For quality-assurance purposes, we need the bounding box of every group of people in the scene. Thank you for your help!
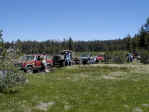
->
[40,50,140,72]
[64,51,72,66]
[127,53,134,62]
[127,51,141,62]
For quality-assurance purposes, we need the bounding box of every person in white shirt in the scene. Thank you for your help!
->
[41,55,49,72]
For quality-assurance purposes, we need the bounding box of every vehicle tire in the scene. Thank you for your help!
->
[61,61,65,67]
[26,66,33,74]
[47,64,52,71]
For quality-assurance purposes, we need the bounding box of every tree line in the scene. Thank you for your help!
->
[1,17,149,55]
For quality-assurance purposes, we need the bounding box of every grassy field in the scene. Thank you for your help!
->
[1,64,149,112]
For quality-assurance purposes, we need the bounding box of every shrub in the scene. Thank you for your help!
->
[138,50,149,64]
[0,70,26,93]
[0,41,26,93]
[105,51,127,64]
[0,55,26,93]
[112,56,124,64]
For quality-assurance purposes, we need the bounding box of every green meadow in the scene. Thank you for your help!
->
[1,64,149,112]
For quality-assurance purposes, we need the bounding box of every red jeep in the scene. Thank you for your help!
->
[15,54,53,73]
[96,56,104,62]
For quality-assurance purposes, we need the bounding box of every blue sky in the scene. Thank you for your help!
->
[0,0,149,41]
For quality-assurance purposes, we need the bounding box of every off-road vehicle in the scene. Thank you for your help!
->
[15,54,53,73]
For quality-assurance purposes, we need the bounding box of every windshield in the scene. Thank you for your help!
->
[19,56,34,61]
[47,55,52,60]
[81,54,89,57]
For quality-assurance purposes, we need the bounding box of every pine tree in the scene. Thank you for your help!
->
[139,26,146,48]
[124,34,132,51]
[68,37,73,50]
[0,30,4,55]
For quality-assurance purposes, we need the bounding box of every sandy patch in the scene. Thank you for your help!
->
[102,75,117,80]
[109,71,127,77]
[35,101,55,111]
[132,107,143,112]
[64,105,72,111]
[142,104,149,107]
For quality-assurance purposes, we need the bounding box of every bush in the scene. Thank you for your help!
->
[0,70,26,93]
[0,32,26,93]
[138,50,149,64]
[105,51,127,64]
[112,56,124,64]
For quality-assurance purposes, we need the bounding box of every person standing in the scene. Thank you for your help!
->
[65,51,71,66]
[41,55,49,72]
[127,53,133,62]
